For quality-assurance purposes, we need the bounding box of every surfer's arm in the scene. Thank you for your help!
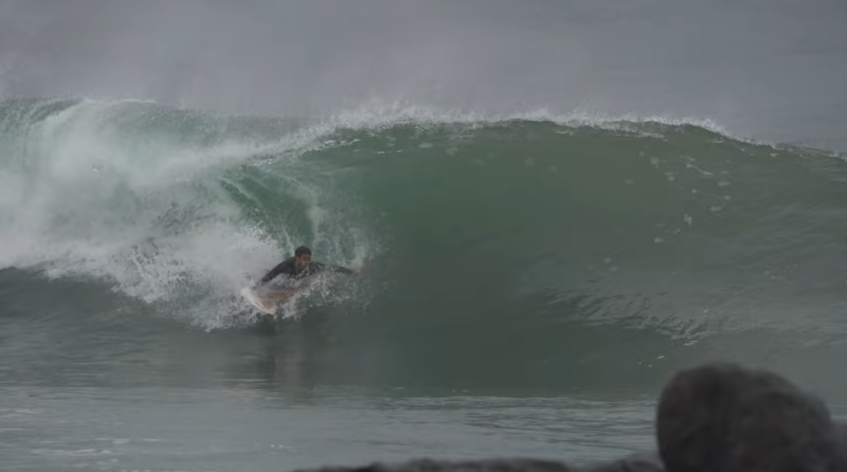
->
[329,265,356,275]
[315,262,356,275]
[255,260,291,287]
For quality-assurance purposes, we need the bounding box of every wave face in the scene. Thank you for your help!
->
[2,98,847,379]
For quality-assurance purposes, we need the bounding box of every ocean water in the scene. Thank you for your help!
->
[2,2,847,472]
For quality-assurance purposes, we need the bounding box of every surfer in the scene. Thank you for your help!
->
[254,245,360,289]
[242,245,362,311]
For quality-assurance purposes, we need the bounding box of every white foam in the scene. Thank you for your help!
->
[294,98,754,146]
[0,99,377,330]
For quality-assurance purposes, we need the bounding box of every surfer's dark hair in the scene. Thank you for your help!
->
[295,246,312,257]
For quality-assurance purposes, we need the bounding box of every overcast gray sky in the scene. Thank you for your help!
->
[1,0,845,149]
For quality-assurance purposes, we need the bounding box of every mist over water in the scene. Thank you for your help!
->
[1,0,846,149]
[2,2,847,472]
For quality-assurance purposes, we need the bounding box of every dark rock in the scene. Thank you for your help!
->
[293,363,847,472]
[656,362,847,472]
[296,458,575,472]
[584,451,663,472]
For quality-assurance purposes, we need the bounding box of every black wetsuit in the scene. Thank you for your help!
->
[257,256,354,287]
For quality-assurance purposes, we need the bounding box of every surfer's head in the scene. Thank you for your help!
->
[294,245,312,270]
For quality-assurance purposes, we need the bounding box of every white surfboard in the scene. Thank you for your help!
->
[240,287,277,315]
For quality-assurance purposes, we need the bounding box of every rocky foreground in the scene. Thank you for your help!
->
[293,363,847,472]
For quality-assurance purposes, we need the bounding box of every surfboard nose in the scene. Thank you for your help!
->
[241,287,277,315]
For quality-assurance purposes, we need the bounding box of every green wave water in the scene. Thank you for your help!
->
[2,97,847,394]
